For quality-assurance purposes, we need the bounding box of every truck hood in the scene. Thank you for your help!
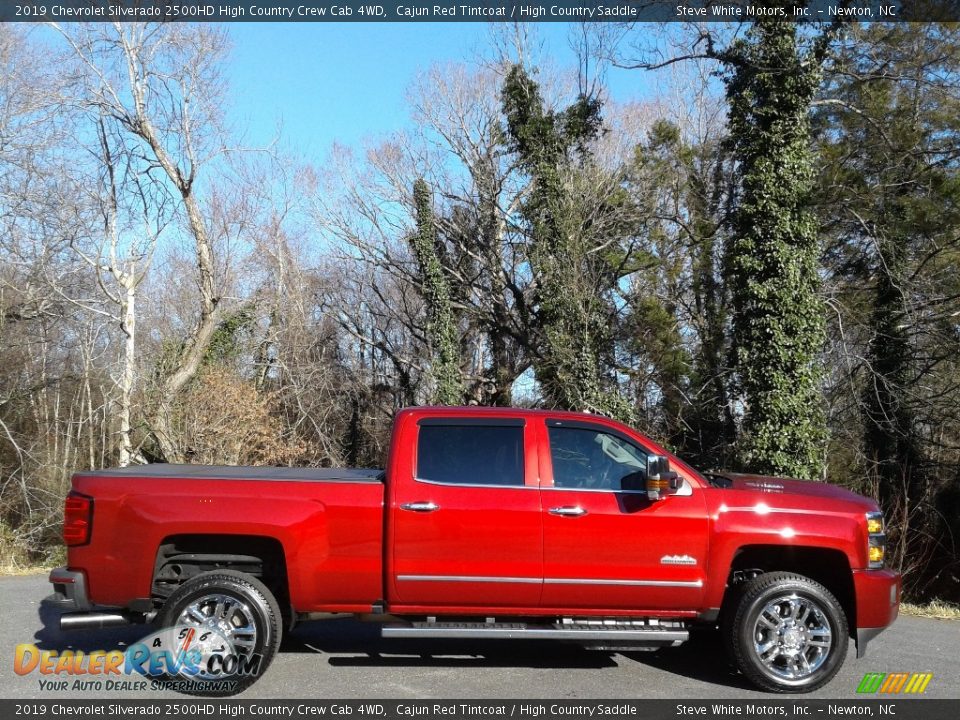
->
[723,473,878,511]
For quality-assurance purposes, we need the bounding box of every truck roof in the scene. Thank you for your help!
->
[397,406,612,421]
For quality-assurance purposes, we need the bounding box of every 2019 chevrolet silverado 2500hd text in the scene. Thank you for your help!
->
[45,406,900,695]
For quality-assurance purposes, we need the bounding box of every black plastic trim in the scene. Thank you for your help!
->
[698,607,721,623]
[44,567,92,611]
[73,465,384,483]
[417,417,526,427]
[856,626,887,659]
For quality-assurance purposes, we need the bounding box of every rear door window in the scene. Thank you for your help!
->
[416,423,525,487]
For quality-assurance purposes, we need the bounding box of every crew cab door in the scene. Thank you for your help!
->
[538,418,708,611]
[387,416,543,609]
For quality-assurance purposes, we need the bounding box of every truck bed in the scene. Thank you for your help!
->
[69,464,385,612]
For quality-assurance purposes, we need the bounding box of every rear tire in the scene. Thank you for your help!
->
[157,570,282,696]
[726,572,848,693]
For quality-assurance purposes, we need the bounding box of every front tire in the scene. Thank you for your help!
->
[157,570,282,696]
[726,572,848,693]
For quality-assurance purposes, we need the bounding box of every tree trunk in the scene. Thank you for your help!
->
[117,279,136,466]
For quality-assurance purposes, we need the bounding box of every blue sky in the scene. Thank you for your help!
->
[225,23,649,155]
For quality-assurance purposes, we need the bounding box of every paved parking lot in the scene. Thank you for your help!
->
[1,574,956,700]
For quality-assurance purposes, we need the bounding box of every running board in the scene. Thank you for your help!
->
[381,619,688,645]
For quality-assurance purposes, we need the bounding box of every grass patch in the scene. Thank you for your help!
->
[901,600,960,620]
[0,525,65,576]
[0,563,52,576]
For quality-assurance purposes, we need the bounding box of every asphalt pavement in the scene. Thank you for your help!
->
[1,573,956,700]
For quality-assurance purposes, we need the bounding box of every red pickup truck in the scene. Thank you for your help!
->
[46,406,899,695]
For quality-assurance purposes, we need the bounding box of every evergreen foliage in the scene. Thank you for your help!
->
[501,65,634,422]
[411,178,464,405]
[723,21,828,479]
[627,120,735,466]
[5,23,960,598]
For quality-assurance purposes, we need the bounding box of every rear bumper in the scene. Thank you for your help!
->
[42,566,144,631]
[853,568,901,659]
[43,566,91,611]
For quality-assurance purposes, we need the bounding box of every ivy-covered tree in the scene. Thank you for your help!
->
[723,20,831,479]
[501,64,634,422]
[411,178,463,405]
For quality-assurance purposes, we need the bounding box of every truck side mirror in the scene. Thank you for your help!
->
[621,471,646,492]
[646,455,680,501]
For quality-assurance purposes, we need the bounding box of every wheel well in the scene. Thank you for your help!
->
[723,545,856,634]
[152,534,290,618]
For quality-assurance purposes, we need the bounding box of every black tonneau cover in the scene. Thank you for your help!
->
[73,464,384,483]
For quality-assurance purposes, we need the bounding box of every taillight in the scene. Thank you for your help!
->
[63,492,93,546]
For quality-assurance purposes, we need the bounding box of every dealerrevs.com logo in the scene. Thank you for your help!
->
[856,672,934,694]
[14,625,263,695]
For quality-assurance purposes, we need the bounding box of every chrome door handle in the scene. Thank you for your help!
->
[400,501,440,513]
[549,506,587,517]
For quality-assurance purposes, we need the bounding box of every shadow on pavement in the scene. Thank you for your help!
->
[34,602,153,653]
[34,603,753,690]
[621,629,756,691]
[282,618,753,688]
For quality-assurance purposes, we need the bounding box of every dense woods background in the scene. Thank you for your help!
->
[1,20,959,602]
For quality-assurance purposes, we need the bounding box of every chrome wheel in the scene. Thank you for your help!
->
[752,593,833,681]
[159,571,282,696]
[176,592,259,656]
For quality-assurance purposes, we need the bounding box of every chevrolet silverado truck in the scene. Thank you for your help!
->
[45,406,899,694]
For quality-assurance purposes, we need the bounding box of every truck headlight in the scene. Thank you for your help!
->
[866,511,886,569]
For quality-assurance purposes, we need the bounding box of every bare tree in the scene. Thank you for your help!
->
[67,118,170,465]
[54,22,233,461]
